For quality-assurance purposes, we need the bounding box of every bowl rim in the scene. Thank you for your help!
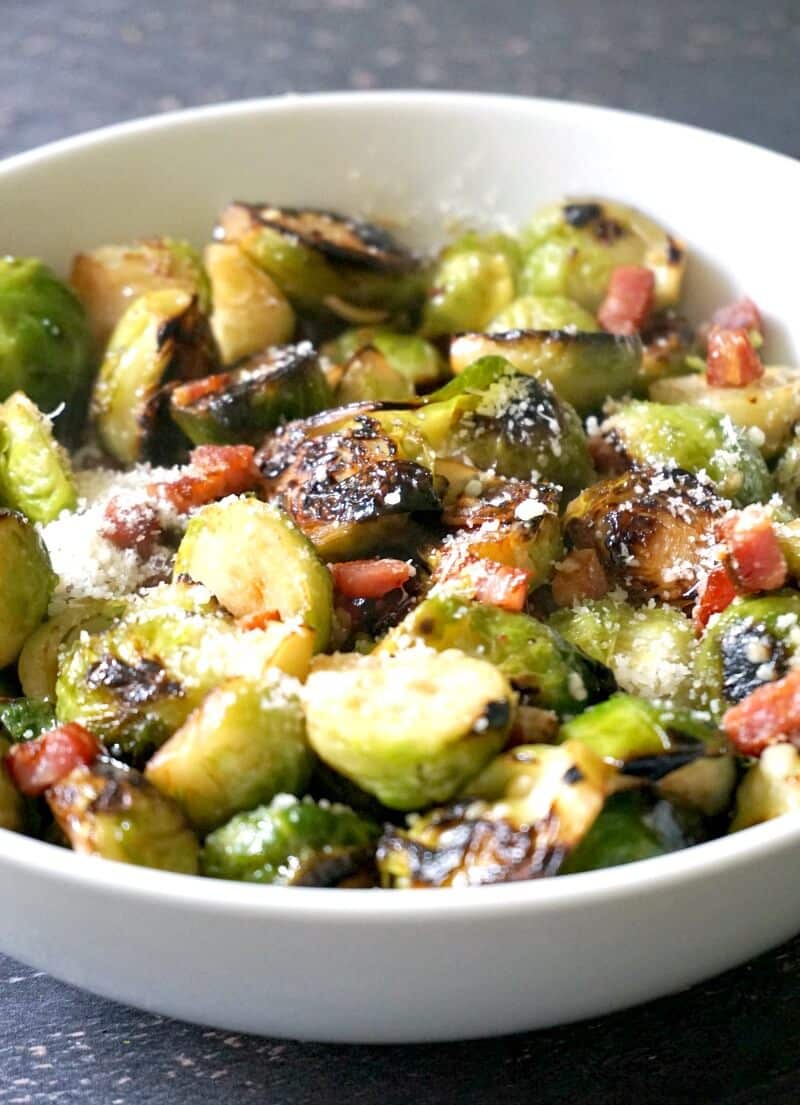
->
[2,89,800,919]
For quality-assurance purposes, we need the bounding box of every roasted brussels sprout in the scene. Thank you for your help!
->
[730,743,800,831]
[379,593,611,715]
[174,496,333,651]
[377,742,612,886]
[0,697,57,742]
[0,735,25,831]
[305,648,514,810]
[204,242,294,365]
[598,400,772,506]
[488,294,599,333]
[18,597,127,699]
[421,232,520,337]
[0,511,55,669]
[0,392,76,523]
[168,341,332,446]
[519,198,684,311]
[335,346,416,404]
[449,330,641,415]
[92,288,216,464]
[564,468,725,608]
[560,791,695,874]
[47,757,199,873]
[656,753,737,818]
[550,596,696,704]
[323,328,445,393]
[202,794,380,886]
[775,430,800,513]
[0,257,93,441]
[70,237,209,351]
[639,311,697,385]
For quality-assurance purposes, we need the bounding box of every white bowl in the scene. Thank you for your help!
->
[1,92,800,1044]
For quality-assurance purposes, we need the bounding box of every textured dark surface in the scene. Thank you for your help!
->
[3,0,800,1101]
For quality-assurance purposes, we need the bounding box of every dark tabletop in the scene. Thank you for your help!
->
[2,0,800,1101]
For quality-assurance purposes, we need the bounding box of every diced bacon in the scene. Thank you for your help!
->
[99,499,161,556]
[470,559,531,612]
[711,296,763,335]
[722,670,800,756]
[5,723,101,797]
[597,265,655,335]
[693,563,738,632]
[330,559,413,600]
[152,444,261,513]
[717,507,787,593]
[706,325,764,387]
[551,549,609,607]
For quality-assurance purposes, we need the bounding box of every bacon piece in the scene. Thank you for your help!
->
[717,507,787,593]
[711,296,763,335]
[470,559,531,612]
[99,499,161,555]
[152,444,261,513]
[551,549,609,607]
[330,559,413,600]
[5,724,101,797]
[693,563,738,632]
[706,325,764,387]
[722,670,800,757]
[597,265,655,335]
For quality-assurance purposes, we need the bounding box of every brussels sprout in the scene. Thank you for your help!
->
[657,754,737,818]
[564,468,725,608]
[519,198,684,311]
[775,430,800,513]
[92,288,217,464]
[204,242,294,365]
[560,791,694,874]
[47,758,199,873]
[420,232,520,337]
[323,328,445,392]
[145,675,310,832]
[168,341,332,446]
[335,346,415,404]
[0,735,25,831]
[488,294,599,333]
[0,392,76,523]
[55,582,314,762]
[550,596,696,705]
[70,237,210,351]
[18,597,127,699]
[639,311,697,386]
[692,593,800,714]
[730,744,800,831]
[305,648,514,810]
[173,496,333,651]
[650,366,800,460]
[0,511,55,669]
[377,741,613,886]
[0,257,93,441]
[202,794,380,886]
[449,330,641,415]
[0,697,56,742]
[599,400,772,506]
[379,593,611,715]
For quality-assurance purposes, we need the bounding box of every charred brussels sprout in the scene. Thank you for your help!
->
[0,392,76,523]
[0,257,93,441]
[520,198,684,311]
[305,648,514,810]
[174,495,333,651]
[421,232,520,337]
[377,742,612,887]
[168,341,332,446]
[323,328,445,393]
[92,288,216,464]
[145,675,310,832]
[730,744,800,831]
[202,794,380,886]
[0,735,25,831]
[204,242,294,365]
[70,237,209,351]
[0,697,57,742]
[18,597,127,699]
[0,511,55,668]
[599,400,772,506]
[488,294,599,333]
[449,330,641,415]
[47,758,199,873]
[561,791,695,874]
[379,594,611,716]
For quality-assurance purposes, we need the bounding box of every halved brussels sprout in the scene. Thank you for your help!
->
[449,330,641,415]
[0,697,57,742]
[0,511,55,668]
[564,468,725,608]
[204,242,294,365]
[421,232,520,337]
[70,237,209,351]
[335,347,418,405]
[305,648,514,810]
[322,328,445,393]
[145,674,311,832]
[0,392,76,523]
[0,735,25,831]
[650,366,800,460]
[520,198,685,311]
[560,791,695,874]
[174,496,333,652]
[202,794,380,886]
[168,341,332,446]
[730,743,800,831]
[18,597,127,699]
[378,593,612,716]
[639,311,697,386]
[377,741,613,886]
[598,400,772,506]
[656,754,737,818]
[92,288,216,464]
[550,596,696,705]
[488,294,599,333]
[0,257,93,441]
[47,757,199,873]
